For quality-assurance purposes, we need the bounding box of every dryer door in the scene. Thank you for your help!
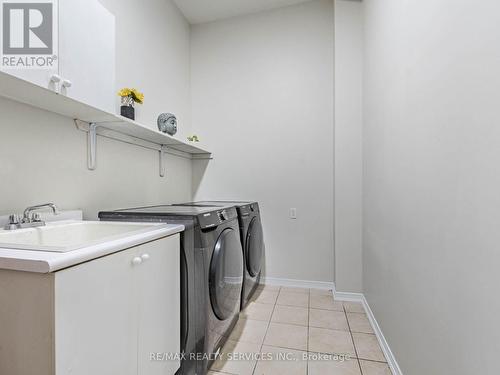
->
[209,228,244,320]
[246,217,264,277]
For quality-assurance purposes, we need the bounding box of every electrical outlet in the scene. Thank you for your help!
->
[290,208,297,219]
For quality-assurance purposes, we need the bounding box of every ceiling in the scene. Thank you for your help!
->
[173,0,314,24]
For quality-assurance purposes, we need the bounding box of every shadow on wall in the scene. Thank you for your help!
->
[192,159,210,197]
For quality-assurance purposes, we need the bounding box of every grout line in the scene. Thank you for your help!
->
[345,312,374,336]
[308,325,351,332]
[309,307,345,312]
[275,304,310,309]
[358,358,392,364]
[248,288,369,374]
[248,290,383,375]
[344,303,364,375]
[267,321,309,328]
[306,289,310,375]
[251,286,280,375]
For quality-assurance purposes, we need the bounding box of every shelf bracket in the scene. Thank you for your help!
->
[88,123,99,170]
[75,119,212,175]
[159,145,168,178]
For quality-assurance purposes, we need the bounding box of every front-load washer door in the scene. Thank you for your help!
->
[246,217,264,278]
[209,228,244,320]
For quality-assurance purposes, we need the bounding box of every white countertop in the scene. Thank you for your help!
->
[0,221,184,273]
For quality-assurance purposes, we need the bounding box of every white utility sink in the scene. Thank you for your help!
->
[0,221,165,253]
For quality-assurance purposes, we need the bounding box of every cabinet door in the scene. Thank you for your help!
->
[59,0,115,112]
[54,247,138,375]
[137,235,181,375]
[0,67,59,91]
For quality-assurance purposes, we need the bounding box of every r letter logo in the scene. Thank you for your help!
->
[1,0,58,69]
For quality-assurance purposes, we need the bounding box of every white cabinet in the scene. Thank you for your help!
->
[54,245,139,375]
[58,0,115,112]
[0,234,180,375]
[137,241,181,375]
[0,66,59,93]
[1,0,115,112]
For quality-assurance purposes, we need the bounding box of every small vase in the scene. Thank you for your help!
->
[121,105,135,120]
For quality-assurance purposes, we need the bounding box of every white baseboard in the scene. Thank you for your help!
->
[262,277,334,290]
[333,284,403,375]
[333,290,364,302]
[360,295,403,375]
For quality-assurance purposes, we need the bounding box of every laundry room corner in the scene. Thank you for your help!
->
[190,0,336,287]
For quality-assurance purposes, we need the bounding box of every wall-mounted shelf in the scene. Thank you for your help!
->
[0,71,212,177]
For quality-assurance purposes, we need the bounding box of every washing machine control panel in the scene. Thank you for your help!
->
[238,203,260,217]
[198,208,237,229]
[218,210,228,221]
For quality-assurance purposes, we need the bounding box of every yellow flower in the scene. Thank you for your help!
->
[118,87,144,104]
[131,88,144,104]
[118,88,131,97]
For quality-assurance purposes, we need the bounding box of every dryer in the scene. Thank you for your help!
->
[99,205,243,375]
[175,201,264,309]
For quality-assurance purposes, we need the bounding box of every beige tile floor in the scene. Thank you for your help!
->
[209,286,392,375]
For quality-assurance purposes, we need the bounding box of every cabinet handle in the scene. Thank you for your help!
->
[141,253,150,261]
[62,79,72,88]
[131,257,142,266]
[50,74,61,83]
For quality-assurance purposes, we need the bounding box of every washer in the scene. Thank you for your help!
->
[98,205,243,375]
[175,201,264,309]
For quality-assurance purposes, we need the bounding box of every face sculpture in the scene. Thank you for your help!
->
[157,113,178,136]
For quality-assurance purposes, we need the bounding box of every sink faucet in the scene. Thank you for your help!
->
[4,203,59,230]
[23,203,59,222]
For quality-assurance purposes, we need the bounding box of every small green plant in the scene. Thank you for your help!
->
[187,135,200,142]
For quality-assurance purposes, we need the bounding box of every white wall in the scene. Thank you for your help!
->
[362,0,500,374]
[0,0,193,218]
[191,0,335,283]
[101,0,192,140]
[334,0,363,293]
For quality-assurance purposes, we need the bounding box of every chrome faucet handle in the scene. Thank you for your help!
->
[31,213,42,222]
[9,214,20,224]
[4,214,21,230]
[4,209,49,231]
